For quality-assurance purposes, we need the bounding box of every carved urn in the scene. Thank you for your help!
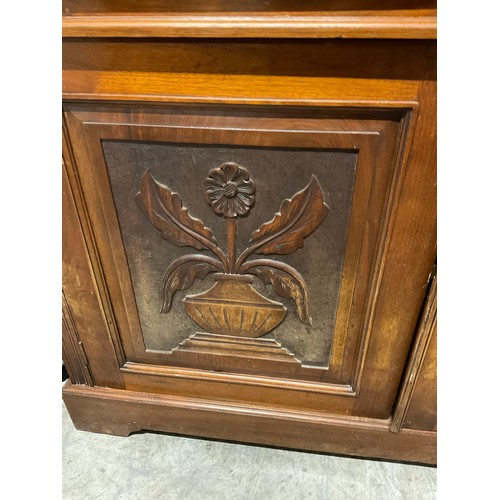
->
[183,273,287,337]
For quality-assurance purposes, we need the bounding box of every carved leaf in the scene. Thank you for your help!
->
[249,266,312,325]
[135,170,218,251]
[161,257,220,313]
[249,176,329,255]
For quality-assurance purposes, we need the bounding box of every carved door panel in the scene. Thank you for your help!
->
[64,103,416,419]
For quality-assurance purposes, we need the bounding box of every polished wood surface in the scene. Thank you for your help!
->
[391,271,437,432]
[62,0,436,39]
[63,104,416,416]
[62,2,436,463]
[62,15,436,39]
[63,381,436,464]
[403,271,437,432]
[63,39,435,104]
[62,0,437,15]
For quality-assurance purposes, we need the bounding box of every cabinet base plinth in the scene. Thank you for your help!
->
[62,381,436,464]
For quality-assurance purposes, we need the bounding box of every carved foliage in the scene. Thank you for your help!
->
[135,170,217,251]
[161,256,221,313]
[249,176,329,255]
[135,164,330,337]
[246,263,312,326]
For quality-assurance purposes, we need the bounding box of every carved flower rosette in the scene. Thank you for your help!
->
[135,161,330,338]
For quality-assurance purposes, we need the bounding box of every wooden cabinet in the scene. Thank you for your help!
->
[62,1,437,464]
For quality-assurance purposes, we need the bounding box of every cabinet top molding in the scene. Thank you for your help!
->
[62,8,437,40]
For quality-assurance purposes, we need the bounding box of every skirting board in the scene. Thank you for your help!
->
[62,381,436,465]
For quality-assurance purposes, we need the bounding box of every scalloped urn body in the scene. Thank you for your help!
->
[183,274,287,338]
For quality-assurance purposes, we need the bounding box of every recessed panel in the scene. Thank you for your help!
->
[103,141,357,367]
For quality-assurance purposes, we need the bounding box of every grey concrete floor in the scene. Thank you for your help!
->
[63,402,436,500]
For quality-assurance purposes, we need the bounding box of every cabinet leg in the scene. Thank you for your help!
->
[63,382,141,437]
[71,419,139,437]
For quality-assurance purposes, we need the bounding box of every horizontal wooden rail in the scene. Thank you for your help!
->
[62,14,437,39]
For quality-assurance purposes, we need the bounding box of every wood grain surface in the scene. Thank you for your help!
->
[390,270,437,432]
[63,103,416,420]
[62,0,436,39]
[62,10,436,462]
[63,381,436,464]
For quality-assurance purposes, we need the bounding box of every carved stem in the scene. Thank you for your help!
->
[227,218,237,273]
